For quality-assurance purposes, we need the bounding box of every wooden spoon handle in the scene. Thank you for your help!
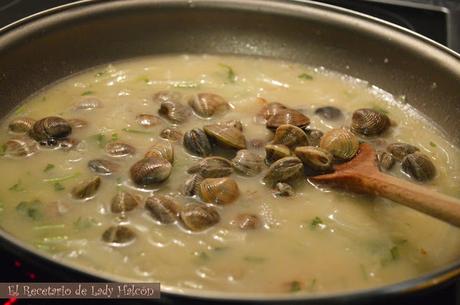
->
[361,172,460,227]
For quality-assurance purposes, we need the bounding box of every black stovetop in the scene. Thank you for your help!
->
[0,1,459,304]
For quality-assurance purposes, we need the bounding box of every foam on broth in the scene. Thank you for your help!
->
[0,54,459,295]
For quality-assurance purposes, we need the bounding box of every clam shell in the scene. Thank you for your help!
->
[30,116,72,141]
[71,176,101,200]
[183,174,204,197]
[105,142,136,157]
[231,149,264,176]
[152,90,182,104]
[145,195,180,224]
[265,144,291,164]
[266,109,310,130]
[144,140,174,163]
[377,151,395,171]
[257,102,288,122]
[180,204,220,231]
[102,226,136,245]
[294,146,333,172]
[387,142,419,161]
[401,152,436,182]
[304,128,324,147]
[320,128,359,160]
[351,108,390,136]
[160,128,183,142]
[158,100,191,124]
[75,97,103,110]
[130,157,172,186]
[187,157,233,178]
[263,156,303,186]
[88,159,119,175]
[188,93,230,117]
[315,106,343,121]
[4,137,38,157]
[8,117,35,134]
[203,124,246,150]
[199,177,240,205]
[232,213,261,230]
[183,128,212,157]
[272,124,308,149]
[136,114,161,128]
[111,191,140,213]
[274,182,294,197]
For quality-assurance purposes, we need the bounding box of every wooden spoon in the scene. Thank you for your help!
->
[311,143,460,227]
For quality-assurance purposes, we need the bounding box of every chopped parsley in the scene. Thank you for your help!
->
[310,216,324,230]
[219,64,236,83]
[74,217,98,230]
[16,200,43,221]
[122,128,153,135]
[53,182,65,191]
[298,73,313,80]
[429,141,437,148]
[0,143,6,157]
[9,180,25,192]
[81,90,95,96]
[390,246,400,260]
[43,172,80,183]
[43,164,55,172]
[289,281,302,292]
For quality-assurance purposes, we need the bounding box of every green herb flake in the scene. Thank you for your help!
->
[74,217,98,230]
[243,256,266,263]
[308,278,317,291]
[310,216,324,230]
[95,71,106,77]
[53,182,65,192]
[195,251,210,261]
[43,172,80,183]
[43,164,55,172]
[13,104,27,115]
[0,144,7,156]
[81,90,95,96]
[172,82,199,89]
[9,180,25,192]
[371,105,389,115]
[429,141,437,148]
[34,224,65,231]
[16,200,42,221]
[298,73,313,80]
[111,133,119,142]
[289,281,302,292]
[91,133,107,148]
[219,64,236,83]
[390,246,400,260]
[122,128,153,135]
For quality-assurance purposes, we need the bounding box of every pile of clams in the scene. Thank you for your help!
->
[3,91,439,244]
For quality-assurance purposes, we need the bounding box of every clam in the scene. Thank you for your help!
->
[294,146,333,172]
[199,177,240,205]
[266,109,310,130]
[8,117,35,134]
[145,195,180,224]
[274,182,294,197]
[223,120,243,132]
[102,225,136,245]
[257,102,288,122]
[180,204,220,231]
[183,174,204,197]
[144,140,174,163]
[130,157,172,186]
[152,90,182,104]
[183,128,212,157]
[265,144,291,164]
[30,116,72,141]
[187,156,233,178]
[4,137,38,157]
[377,151,395,171]
[136,114,161,128]
[203,123,246,150]
[188,93,230,117]
[68,118,88,129]
[315,106,343,121]
[387,142,419,161]
[272,124,308,149]
[160,128,183,142]
[105,142,136,157]
[59,138,80,151]
[88,159,119,175]
[401,152,436,182]
[263,156,303,186]
[158,100,191,124]
[232,213,261,230]
[231,149,264,176]
[74,97,103,110]
[111,191,140,213]
[320,128,359,160]
[304,128,324,147]
[351,108,390,136]
[248,138,267,150]
[71,176,101,199]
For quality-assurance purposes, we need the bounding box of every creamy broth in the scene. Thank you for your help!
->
[0,54,459,295]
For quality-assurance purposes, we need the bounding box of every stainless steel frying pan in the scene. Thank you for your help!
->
[0,0,459,303]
